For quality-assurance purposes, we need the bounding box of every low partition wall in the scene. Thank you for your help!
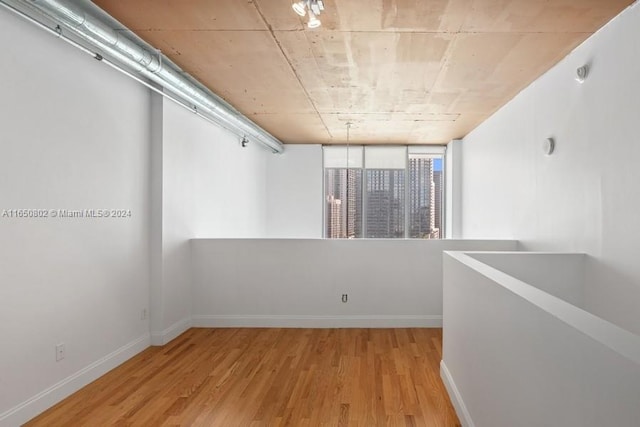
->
[191,239,516,328]
[442,251,640,427]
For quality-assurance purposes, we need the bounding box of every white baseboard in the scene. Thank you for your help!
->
[0,333,150,427]
[150,316,192,346]
[192,314,442,328]
[440,360,475,427]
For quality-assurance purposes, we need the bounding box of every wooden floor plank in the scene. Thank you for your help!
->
[25,328,460,427]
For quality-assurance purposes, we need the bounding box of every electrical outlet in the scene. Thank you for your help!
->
[141,308,148,320]
[55,343,65,362]
[341,294,348,303]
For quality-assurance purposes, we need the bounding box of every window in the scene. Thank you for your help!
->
[323,146,445,239]
[408,150,444,239]
[324,146,363,238]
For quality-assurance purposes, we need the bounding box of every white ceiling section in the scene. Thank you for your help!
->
[92,0,634,145]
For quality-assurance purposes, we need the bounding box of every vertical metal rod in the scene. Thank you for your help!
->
[345,122,352,239]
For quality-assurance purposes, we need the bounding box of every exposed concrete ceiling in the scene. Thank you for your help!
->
[93,0,632,145]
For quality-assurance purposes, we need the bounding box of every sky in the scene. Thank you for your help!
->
[433,158,442,172]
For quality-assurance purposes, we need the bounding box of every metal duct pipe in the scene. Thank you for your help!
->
[11,0,284,153]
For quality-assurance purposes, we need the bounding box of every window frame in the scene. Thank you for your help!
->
[322,145,446,239]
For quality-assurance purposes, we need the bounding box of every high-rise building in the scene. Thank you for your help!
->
[433,169,442,238]
[428,161,436,238]
[366,169,405,238]
[325,168,362,238]
[346,169,360,238]
[326,158,441,239]
[326,195,342,238]
[409,158,432,238]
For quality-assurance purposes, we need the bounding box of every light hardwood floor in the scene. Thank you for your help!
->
[25,328,460,426]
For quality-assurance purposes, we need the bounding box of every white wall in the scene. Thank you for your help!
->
[460,3,640,335]
[266,145,323,238]
[467,252,585,307]
[191,239,516,328]
[0,7,150,426]
[442,251,640,427]
[445,140,462,239]
[187,113,269,239]
[150,97,270,344]
[0,4,278,422]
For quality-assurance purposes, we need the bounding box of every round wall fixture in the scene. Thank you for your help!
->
[543,137,555,156]
[576,65,589,83]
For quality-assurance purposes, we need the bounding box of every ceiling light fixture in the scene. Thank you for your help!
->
[307,11,321,28]
[291,0,324,28]
[292,1,306,16]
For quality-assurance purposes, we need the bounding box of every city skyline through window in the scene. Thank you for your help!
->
[365,169,405,238]
[324,148,444,239]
